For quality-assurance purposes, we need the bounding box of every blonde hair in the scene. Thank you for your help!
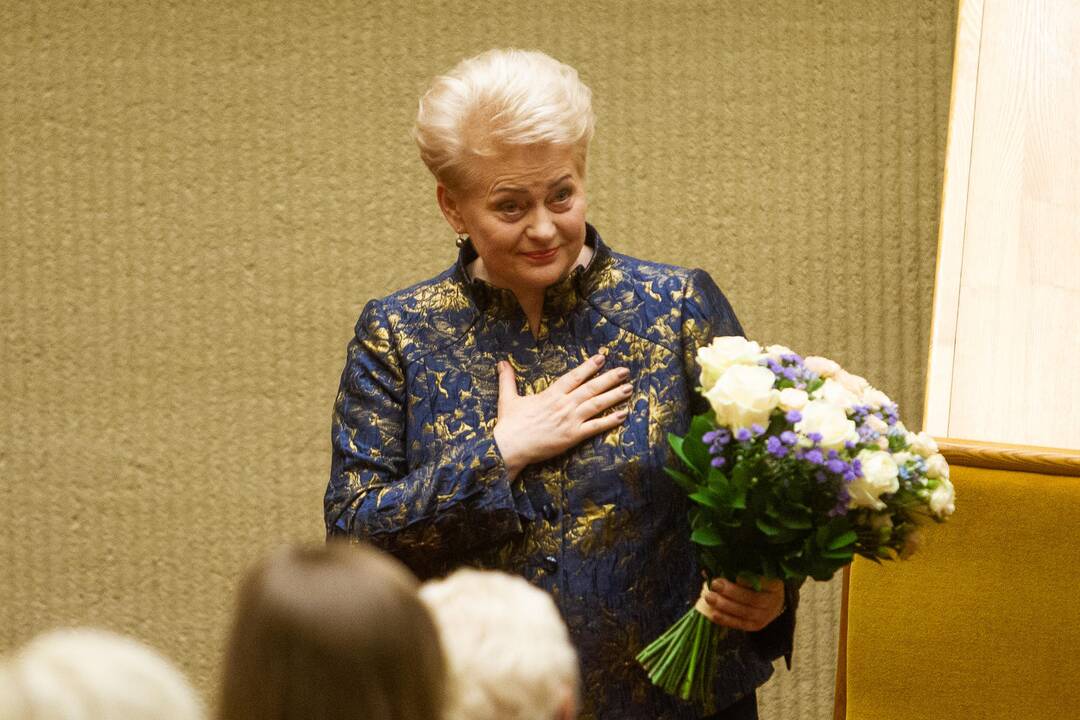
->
[0,628,203,720]
[414,48,595,190]
[419,569,579,720]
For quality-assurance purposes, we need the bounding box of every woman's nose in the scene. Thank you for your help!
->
[525,206,557,242]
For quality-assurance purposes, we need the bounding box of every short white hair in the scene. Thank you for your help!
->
[419,569,580,720]
[414,48,595,189]
[0,628,203,720]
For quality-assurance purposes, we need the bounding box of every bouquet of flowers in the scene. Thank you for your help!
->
[636,337,956,711]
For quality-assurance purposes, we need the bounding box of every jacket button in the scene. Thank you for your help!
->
[542,555,559,572]
[542,503,559,522]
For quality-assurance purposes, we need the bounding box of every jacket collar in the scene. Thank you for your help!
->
[453,223,612,316]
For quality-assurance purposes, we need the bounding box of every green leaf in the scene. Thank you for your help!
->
[691,525,725,547]
[779,560,803,580]
[821,548,855,561]
[705,465,730,494]
[755,519,782,537]
[664,466,699,493]
[688,490,726,511]
[667,434,703,478]
[683,416,714,471]
[827,530,858,550]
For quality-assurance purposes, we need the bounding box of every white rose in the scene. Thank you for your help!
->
[892,451,914,467]
[697,336,763,390]
[908,431,939,458]
[804,355,841,378]
[778,387,809,411]
[925,453,950,479]
[703,364,780,431]
[834,370,870,395]
[813,378,860,411]
[861,387,892,410]
[795,400,859,450]
[865,414,888,434]
[848,450,900,510]
[929,477,956,517]
[766,344,795,358]
[876,436,890,450]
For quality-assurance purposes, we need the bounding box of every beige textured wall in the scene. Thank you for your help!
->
[0,2,956,718]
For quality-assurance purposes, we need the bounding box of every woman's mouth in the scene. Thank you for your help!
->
[522,247,559,262]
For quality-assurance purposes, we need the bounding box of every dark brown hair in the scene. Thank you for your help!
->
[217,541,446,720]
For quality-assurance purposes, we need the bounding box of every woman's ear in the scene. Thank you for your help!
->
[436,184,465,234]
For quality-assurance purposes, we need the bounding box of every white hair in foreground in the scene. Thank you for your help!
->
[414,48,595,189]
[0,628,203,720]
[420,569,580,720]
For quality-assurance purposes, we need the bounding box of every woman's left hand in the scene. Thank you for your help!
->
[698,577,785,632]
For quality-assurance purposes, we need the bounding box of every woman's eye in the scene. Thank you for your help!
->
[551,188,573,204]
[498,202,520,214]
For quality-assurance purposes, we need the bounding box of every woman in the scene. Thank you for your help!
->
[217,542,446,720]
[326,49,797,720]
[420,569,580,720]
[0,628,203,720]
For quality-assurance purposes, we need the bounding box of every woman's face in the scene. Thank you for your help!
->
[438,143,588,294]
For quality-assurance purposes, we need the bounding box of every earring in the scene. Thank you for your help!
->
[456,232,468,248]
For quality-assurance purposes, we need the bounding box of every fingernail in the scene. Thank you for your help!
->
[617,367,630,379]
[592,353,605,366]
[616,409,628,418]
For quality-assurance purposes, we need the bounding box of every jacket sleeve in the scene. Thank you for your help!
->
[679,268,745,412]
[325,298,529,577]
[679,268,801,669]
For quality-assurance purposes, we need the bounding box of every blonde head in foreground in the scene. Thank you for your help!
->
[0,628,203,720]
[420,568,580,720]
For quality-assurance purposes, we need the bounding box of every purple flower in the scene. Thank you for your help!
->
[781,353,803,364]
[785,410,802,424]
[711,456,726,468]
[829,490,852,517]
[713,429,732,445]
[804,449,824,465]
[807,432,823,445]
[844,440,857,450]
[766,358,783,374]
[826,459,848,475]
[766,436,788,458]
[751,423,766,436]
[703,430,718,444]
[735,428,752,442]
[780,431,798,446]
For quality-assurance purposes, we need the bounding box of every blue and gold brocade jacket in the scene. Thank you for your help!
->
[326,225,797,719]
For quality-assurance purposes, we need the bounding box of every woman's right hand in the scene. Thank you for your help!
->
[493,354,632,480]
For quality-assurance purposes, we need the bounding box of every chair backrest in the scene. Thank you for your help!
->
[834,441,1080,720]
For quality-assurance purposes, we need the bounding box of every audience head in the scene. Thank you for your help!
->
[217,541,446,720]
[0,627,203,720]
[420,569,580,720]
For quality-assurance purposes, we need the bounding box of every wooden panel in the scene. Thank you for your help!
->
[938,437,1080,476]
[927,0,1080,449]
[924,0,985,436]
